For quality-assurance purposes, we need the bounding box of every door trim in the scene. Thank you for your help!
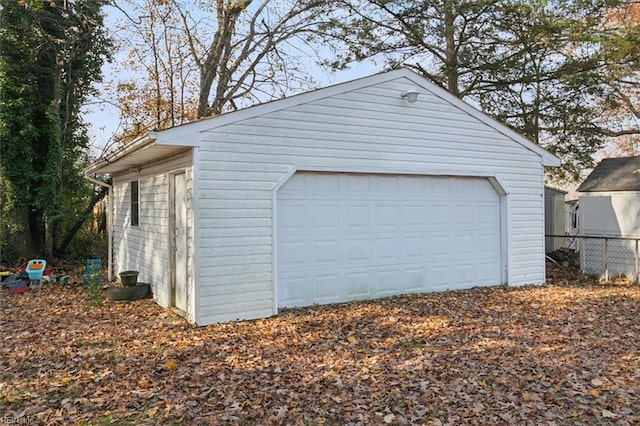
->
[169,170,188,316]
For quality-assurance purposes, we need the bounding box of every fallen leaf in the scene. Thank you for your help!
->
[2,261,639,424]
[472,400,484,414]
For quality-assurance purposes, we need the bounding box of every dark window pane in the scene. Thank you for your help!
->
[131,180,139,226]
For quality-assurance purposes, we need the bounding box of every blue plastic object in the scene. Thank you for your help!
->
[26,259,46,281]
[83,259,102,286]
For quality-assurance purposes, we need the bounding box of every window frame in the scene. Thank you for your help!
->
[130,180,139,227]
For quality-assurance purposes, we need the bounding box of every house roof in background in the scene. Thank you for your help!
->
[544,186,568,195]
[578,157,640,192]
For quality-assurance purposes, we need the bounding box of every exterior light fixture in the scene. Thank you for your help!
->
[401,90,419,103]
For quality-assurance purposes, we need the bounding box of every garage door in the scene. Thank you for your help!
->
[276,172,502,308]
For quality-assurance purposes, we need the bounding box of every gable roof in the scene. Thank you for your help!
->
[578,157,640,192]
[86,68,561,174]
[545,186,568,195]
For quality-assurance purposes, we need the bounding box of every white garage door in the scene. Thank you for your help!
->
[276,172,502,308]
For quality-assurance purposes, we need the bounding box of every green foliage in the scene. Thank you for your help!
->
[85,268,104,309]
[0,239,18,265]
[0,0,112,256]
[65,226,108,265]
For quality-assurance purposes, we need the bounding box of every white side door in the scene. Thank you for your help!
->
[171,172,188,313]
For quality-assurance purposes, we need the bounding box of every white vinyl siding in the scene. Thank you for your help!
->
[112,151,194,317]
[194,76,545,325]
[579,192,640,280]
[580,192,640,238]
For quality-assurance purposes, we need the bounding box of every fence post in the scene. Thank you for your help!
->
[604,238,609,282]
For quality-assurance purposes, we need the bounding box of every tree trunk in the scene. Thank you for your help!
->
[54,185,109,257]
[196,2,246,118]
[42,61,64,259]
[44,221,54,259]
[443,1,460,97]
[5,205,37,261]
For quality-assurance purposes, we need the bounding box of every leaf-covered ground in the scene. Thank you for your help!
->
[2,263,640,425]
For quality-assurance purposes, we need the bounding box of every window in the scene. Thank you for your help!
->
[130,180,139,226]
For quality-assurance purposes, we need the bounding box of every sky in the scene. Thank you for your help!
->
[83,2,381,157]
[85,63,378,156]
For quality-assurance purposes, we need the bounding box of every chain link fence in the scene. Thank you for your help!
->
[546,234,640,283]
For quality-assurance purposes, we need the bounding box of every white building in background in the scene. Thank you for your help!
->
[577,157,640,281]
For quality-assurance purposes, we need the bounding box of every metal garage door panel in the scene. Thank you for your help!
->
[277,172,502,308]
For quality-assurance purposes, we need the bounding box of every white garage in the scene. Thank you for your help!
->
[277,172,503,308]
[86,68,560,325]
